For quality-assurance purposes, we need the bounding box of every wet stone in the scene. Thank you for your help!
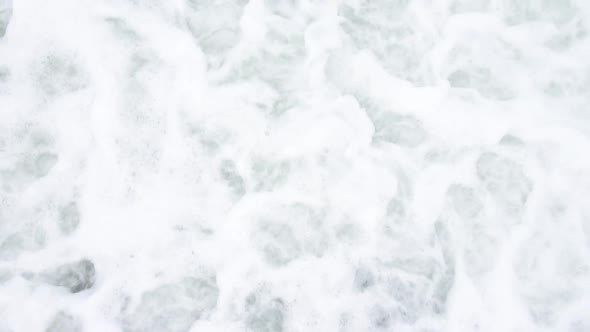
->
[219,160,245,196]
[432,265,455,314]
[0,67,8,81]
[448,67,515,100]
[450,0,489,13]
[46,311,82,332]
[386,197,407,224]
[447,184,484,219]
[354,267,375,291]
[369,306,391,330]
[502,0,576,25]
[33,153,58,178]
[58,202,81,235]
[0,269,13,283]
[0,0,11,38]
[255,222,301,266]
[123,276,219,332]
[251,160,290,192]
[104,17,140,41]
[476,152,532,214]
[246,297,285,332]
[372,112,426,148]
[37,54,88,96]
[499,134,525,146]
[185,0,246,63]
[42,259,96,293]
[0,234,24,261]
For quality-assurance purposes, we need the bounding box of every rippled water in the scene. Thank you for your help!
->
[1,0,590,331]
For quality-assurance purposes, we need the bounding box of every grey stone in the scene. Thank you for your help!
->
[447,184,484,219]
[256,222,301,266]
[247,298,285,332]
[46,311,82,332]
[0,0,11,38]
[354,267,375,291]
[34,153,58,178]
[123,276,219,332]
[0,234,23,261]
[43,259,95,293]
[476,152,532,214]
[372,112,426,147]
[58,202,81,235]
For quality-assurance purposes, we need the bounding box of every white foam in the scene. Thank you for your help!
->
[1,0,590,331]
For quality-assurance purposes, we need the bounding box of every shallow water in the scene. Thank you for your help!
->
[1,0,590,331]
